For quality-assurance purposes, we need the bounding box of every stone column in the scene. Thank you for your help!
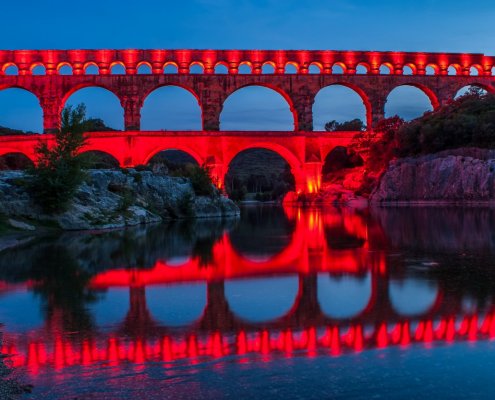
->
[121,95,142,131]
[40,96,62,133]
[198,88,225,131]
[291,93,315,132]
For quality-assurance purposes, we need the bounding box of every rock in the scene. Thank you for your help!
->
[371,148,495,203]
[7,219,35,231]
[0,169,240,231]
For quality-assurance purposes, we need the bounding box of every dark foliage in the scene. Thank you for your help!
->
[27,104,89,213]
[325,118,366,132]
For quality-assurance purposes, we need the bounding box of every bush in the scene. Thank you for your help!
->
[28,104,89,214]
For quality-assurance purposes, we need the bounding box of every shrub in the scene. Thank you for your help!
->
[28,104,89,214]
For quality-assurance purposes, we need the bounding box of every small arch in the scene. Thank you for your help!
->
[31,63,46,76]
[57,62,73,75]
[309,62,322,74]
[379,63,393,75]
[110,62,126,75]
[285,62,298,74]
[214,62,229,74]
[470,65,482,76]
[262,62,275,74]
[3,63,19,75]
[84,62,99,75]
[238,62,252,74]
[332,63,345,74]
[491,66,495,76]
[403,64,415,75]
[448,64,460,76]
[189,62,204,74]
[356,63,369,74]
[385,84,437,120]
[141,85,202,131]
[81,150,120,169]
[220,85,296,131]
[137,62,152,75]
[0,152,35,170]
[425,64,438,75]
[163,62,178,74]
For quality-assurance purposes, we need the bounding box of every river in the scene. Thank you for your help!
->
[1,205,495,399]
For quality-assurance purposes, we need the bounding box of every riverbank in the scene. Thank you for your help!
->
[0,169,239,232]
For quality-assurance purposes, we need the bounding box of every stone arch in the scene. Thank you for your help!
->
[225,142,303,188]
[470,65,482,76]
[110,61,126,75]
[57,62,73,75]
[0,152,35,170]
[80,150,120,168]
[62,85,124,130]
[164,62,178,74]
[309,62,322,74]
[0,87,43,133]
[141,84,203,130]
[143,146,204,166]
[314,83,372,129]
[332,62,346,74]
[3,63,19,75]
[380,63,393,74]
[84,62,99,75]
[425,64,438,75]
[285,62,298,74]
[137,62,152,74]
[262,62,275,74]
[30,63,46,75]
[214,62,229,74]
[403,63,416,75]
[189,61,204,74]
[454,83,491,99]
[385,83,439,119]
[238,62,252,74]
[448,64,461,76]
[356,63,369,74]
[220,84,297,131]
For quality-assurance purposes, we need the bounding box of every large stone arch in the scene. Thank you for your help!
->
[141,84,203,130]
[314,82,372,129]
[60,83,121,107]
[387,83,440,110]
[0,86,44,133]
[142,146,204,166]
[221,83,298,131]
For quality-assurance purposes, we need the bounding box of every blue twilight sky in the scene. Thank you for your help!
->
[1,0,494,132]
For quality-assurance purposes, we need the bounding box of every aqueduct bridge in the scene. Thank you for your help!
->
[1,49,495,192]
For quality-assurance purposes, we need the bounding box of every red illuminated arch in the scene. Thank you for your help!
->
[387,83,440,110]
[60,84,121,109]
[143,146,204,166]
[222,84,298,131]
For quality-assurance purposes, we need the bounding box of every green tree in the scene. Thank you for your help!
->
[28,104,89,213]
[325,118,365,132]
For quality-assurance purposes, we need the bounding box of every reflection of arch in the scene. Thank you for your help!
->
[141,85,202,130]
[89,287,129,328]
[389,278,440,317]
[147,283,207,327]
[225,276,299,323]
[318,273,372,319]
[221,84,297,131]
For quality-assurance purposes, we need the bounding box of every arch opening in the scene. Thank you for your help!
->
[31,64,46,76]
[403,65,415,75]
[238,62,252,74]
[380,64,392,75]
[262,62,275,74]
[63,87,124,130]
[84,63,99,75]
[141,86,202,131]
[4,64,19,76]
[220,85,295,131]
[225,148,296,202]
[425,65,437,75]
[137,63,152,75]
[356,64,368,75]
[332,64,345,74]
[390,278,439,317]
[0,87,43,133]
[285,63,298,74]
[110,62,126,75]
[214,63,228,74]
[385,85,436,121]
[82,150,120,169]
[455,85,488,99]
[58,63,73,75]
[313,84,368,131]
[146,149,200,172]
[0,152,34,170]
[164,63,178,74]
[189,62,204,74]
[309,63,321,74]
[448,65,460,76]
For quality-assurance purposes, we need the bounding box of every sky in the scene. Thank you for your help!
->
[0,0,494,132]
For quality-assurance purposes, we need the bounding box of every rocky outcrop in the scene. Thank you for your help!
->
[0,170,239,231]
[371,148,495,203]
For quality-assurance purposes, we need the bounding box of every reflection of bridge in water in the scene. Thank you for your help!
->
[2,206,495,373]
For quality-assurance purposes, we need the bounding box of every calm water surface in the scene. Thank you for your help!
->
[1,205,495,399]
